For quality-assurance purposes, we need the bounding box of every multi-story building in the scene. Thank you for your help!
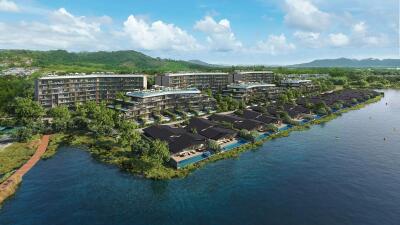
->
[111,87,215,119]
[35,74,147,108]
[280,79,319,94]
[155,72,232,91]
[283,74,329,79]
[233,71,275,83]
[224,82,283,102]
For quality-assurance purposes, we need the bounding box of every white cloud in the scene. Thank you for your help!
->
[328,33,350,47]
[352,21,388,47]
[353,21,366,34]
[0,0,19,12]
[123,15,200,51]
[194,16,242,51]
[293,31,320,47]
[257,34,295,55]
[284,0,330,31]
[0,8,109,50]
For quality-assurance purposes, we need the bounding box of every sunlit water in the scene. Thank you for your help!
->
[1,90,400,225]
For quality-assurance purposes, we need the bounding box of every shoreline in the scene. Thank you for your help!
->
[0,135,50,205]
[45,94,383,180]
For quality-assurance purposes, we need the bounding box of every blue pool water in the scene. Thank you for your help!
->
[1,90,400,225]
[222,139,248,151]
[177,152,210,168]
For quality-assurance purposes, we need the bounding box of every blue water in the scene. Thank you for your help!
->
[222,139,248,151]
[1,90,400,225]
[177,152,209,168]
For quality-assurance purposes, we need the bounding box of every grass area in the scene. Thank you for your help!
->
[43,94,383,180]
[0,135,40,182]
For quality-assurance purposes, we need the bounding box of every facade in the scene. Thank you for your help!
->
[283,74,329,79]
[35,74,147,108]
[224,82,283,102]
[280,79,312,87]
[155,72,232,91]
[233,71,275,83]
[280,79,318,93]
[112,87,215,119]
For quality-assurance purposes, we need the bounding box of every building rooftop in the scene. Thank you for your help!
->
[281,79,312,84]
[143,125,206,154]
[164,72,229,77]
[39,74,146,80]
[186,118,237,140]
[236,71,274,74]
[126,87,201,98]
[227,82,276,89]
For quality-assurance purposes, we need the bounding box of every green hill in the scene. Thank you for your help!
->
[0,50,214,74]
[290,58,400,68]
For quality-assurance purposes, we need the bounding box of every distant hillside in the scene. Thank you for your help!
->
[291,58,400,68]
[0,50,214,74]
[188,59,224,67]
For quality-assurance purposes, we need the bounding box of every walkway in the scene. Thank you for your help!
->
[0,135,50,204]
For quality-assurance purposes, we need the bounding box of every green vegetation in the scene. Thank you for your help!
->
[0,137,40,181]
[0,50,212,74]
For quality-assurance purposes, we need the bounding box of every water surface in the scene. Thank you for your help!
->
[1,90,400,225]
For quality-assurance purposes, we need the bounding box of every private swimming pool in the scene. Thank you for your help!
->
[222,139,248,152]
[177,151,212,168]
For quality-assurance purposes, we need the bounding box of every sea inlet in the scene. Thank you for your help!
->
[1,89,399,225]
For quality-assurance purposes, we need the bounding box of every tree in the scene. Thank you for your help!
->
[118,120,140,149]
[278,94,289,104]
[13,97,45,126]
[146,139,170,166]
[207,139,221,152]
[13,127,33,142]
[49,105,71,132]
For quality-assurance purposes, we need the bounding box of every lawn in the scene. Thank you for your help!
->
[0,136,40,182]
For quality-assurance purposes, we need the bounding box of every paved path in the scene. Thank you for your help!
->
[0,135,50,204]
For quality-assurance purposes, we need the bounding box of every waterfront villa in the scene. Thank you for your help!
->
[208,114,265,132]
[143,125,206,154]
[35,73,147,108]
[186,118,237,143]
[110,86,215,119]
[240,109,282,126]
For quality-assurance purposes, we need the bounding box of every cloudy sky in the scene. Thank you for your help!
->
[0,0,398,65]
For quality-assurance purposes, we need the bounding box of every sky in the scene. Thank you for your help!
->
[0,0,398,65]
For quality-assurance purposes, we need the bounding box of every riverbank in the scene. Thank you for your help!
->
[0,135,50,205]
[44,94,383,180]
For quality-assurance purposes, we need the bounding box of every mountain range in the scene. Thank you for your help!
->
[1,50,399,72]
[290,58,400,68]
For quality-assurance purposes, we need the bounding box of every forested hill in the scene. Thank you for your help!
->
[291,58,400,68]
[0,50,214,74]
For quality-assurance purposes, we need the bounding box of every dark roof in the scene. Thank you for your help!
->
[187,117,236,140]
[241,109,281,124]
[143,125,205,154]
[209,114,264,131]
[186,117,214,131]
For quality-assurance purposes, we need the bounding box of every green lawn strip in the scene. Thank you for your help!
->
[0,135,41,181]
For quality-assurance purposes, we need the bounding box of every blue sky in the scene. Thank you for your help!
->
[0,0,398,65]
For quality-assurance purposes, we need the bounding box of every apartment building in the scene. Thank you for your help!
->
[224,82,283,102]
[155,72,232,90]
[111,87,215,119]
[233,71,275,83]
[35,74,147,108]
